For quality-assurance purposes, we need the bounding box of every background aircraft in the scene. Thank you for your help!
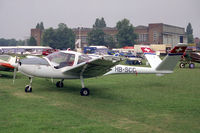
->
[0,55,16,71]
[179,50,200,68]
[12,44,187,96]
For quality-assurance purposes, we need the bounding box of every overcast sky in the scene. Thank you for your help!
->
[0,0,199,40]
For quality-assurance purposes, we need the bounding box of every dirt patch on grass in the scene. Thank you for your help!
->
[12,91,45,99]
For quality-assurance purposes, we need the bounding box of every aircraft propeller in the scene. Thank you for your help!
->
[12,56,20,84]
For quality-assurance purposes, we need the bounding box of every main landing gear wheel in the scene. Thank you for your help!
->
[56,81,64,88]
[80,88,90,96]
[179,63,185,68]
[189,63,195,69]
[25,85,32,93]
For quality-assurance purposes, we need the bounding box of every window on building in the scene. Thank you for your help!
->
[138,34,148,42]
[180,36,183,43]
[144,34,148,42]
[153,31,157,42]
[81,36,88,44]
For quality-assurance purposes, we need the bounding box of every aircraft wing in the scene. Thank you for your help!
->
[62,55,122,78]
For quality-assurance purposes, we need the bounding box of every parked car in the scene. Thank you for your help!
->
[42,49,58,56]
[125,56,142,65]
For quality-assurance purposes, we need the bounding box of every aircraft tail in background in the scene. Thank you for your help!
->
[141,47,162,68]
[141,44,187,71]
[155,44,187,71]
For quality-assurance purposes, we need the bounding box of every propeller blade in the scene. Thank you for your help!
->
[12,56,20,84]
[13,68,17,84]
[51,78,54,84]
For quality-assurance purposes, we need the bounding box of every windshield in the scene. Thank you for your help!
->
[46,52,75,69]
[78,55,92,64]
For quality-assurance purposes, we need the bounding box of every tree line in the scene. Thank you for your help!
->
[41,18,138,49]
[0,38,25,46]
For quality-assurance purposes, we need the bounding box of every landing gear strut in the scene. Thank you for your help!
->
[80,64,90,96]
[56,79,64,88]
[25,77,32,93]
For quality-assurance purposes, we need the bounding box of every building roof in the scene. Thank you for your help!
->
[135,25,148,30]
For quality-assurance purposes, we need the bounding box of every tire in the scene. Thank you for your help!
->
[189,63,195,69]
[80,88,90,96]
[179,63,185,68]
[56,81,64,88]
[25,85,32,93]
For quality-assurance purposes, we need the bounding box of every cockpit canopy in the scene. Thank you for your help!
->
[77,55,92,64]
[46,51,92,69]
[46,52,75,69]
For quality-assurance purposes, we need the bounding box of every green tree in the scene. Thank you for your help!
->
[93,17,106,28]
[104,34,116,48]
[42,23,75,49]
[88,28,105,45]
[17,40,25,46]
[36,22,44,30]
[36,23,40,29]
[186,23,194,43]
[39,22,44,30]
[0,38,18,46]
[116,18,137,47]
[42,28,55,47]
[28,36,37,46]
[58,23,67,30]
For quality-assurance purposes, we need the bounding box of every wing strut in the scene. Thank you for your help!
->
[80,64,90,96]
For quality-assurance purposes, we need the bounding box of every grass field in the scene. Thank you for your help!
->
[0,64,200,133]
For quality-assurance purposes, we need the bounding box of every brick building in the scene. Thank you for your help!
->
[73,27,118,48]
[135,23,187,47]
[134,26,149,44]
[73,23,187,48]
[31,28,43,46]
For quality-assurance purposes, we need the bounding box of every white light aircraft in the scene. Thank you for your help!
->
[12,44,187,96]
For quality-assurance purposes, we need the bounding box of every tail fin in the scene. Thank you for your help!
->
[8,56,18,68]
[9,56,17,65]
[141,44,187,71]
[141,47,162,68]
[156,44,187,71]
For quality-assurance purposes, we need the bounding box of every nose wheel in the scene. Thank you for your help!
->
[80,88,90,96]
[25,77,33,93]
[56,80,64,88]
[25,85,32,92]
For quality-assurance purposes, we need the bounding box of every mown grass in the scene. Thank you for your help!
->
[0,64,200,133]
